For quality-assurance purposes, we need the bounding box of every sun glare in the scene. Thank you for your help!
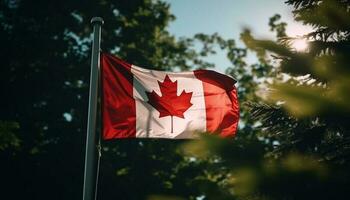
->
[291,38,308,52]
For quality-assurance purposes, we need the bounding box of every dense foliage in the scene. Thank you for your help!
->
[186,0,350,199]
[0,1,220,199]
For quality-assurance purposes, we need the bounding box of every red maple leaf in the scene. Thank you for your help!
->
[146,75,193,133]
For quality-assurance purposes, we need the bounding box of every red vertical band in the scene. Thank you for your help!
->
[194,70,239,137]
[101,53,136,139]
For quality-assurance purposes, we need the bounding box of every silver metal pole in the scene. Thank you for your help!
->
[83,17,104,200]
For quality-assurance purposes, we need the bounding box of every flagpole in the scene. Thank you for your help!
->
[83,17,104,200]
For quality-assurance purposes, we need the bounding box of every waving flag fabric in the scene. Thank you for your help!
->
[101,53,239,139]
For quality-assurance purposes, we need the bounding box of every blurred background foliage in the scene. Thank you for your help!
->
[185,0,350,199]
[1,0,350,199]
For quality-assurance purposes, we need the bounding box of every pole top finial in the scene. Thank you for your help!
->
[91,17,104,25]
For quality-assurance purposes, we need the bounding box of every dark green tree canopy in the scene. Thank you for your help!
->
[0,1,223,199]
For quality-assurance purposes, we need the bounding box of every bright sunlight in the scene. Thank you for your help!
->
[291,38,308,51]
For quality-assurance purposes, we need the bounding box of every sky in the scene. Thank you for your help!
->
[164,0,313,72]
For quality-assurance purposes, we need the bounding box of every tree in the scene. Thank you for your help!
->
[0,1,223,199]
[184,1,350,199]
[247,0,350,164]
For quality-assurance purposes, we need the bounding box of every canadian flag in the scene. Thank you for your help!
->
[101,53,239,139]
